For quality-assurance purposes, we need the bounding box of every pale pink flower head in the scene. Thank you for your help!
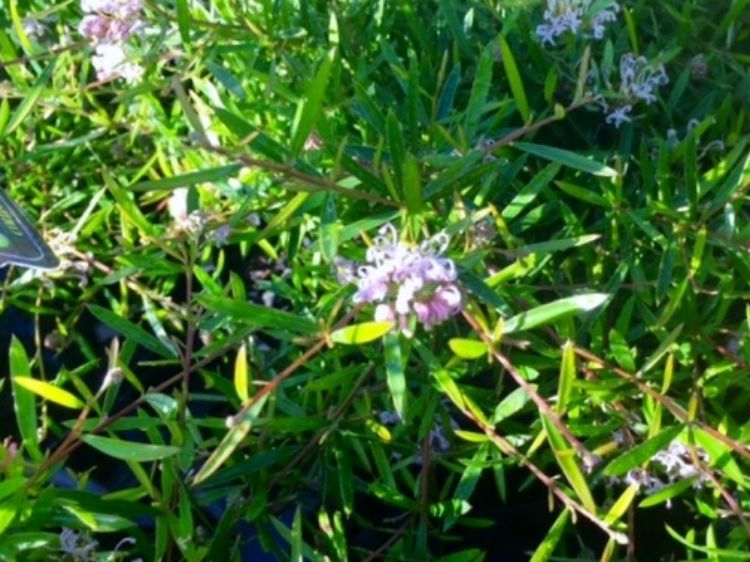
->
[347,224,462,335]
[79,0,143,43]
[79,0,144,83]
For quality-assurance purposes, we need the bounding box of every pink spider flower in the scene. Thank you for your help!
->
[348,224,462,336]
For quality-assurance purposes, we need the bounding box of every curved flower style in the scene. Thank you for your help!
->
[348,225,462,336]
[618,53,669,105]
[603,53,669,127]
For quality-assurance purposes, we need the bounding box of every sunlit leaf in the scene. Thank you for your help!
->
[13,377,84,409]
[449,338,488,359]
[503,294,609,334]
[82,435,181,462]
[234,343,250,403]
[331,321,394,345]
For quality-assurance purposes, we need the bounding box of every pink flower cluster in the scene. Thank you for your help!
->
[78,0,144,83]
[349,224,462,335]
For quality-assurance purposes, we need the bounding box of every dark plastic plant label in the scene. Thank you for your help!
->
[0,190,59,270]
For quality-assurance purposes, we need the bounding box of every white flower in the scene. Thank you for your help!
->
[59,528,98,561]
[535,0,620,46]
[167,187,189,222]
[90,42,143,83]
[605,104,632,128]
[617,440,710,499]
[22,18,47,38]
[618,53,669,105]
[166,188,206,233]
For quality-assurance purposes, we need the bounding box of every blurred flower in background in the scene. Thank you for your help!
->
[79,0,144,83]
[535,0,620,46]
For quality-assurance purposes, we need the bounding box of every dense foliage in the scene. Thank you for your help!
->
[1,0,750,560]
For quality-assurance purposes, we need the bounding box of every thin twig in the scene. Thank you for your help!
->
[481,96,595,154]
[574,346,750,463]
[458,401,627,544]
[462,310,599,469]
[199,142,399,207]
[362,518,412,562]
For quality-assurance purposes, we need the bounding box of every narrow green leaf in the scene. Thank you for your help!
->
[319,193,338,263]
[332,321,394,345]
[13,377,84,409]
[386,110,406,190]
[638,324,682,376]
[172,75,206,139]
[192,395,270,485]
[485,256,537,287]
[434,369,466,410]
[502,162,560,220]
[129,165,241,192]
[437,0,471,52]
[437,64,461,121]
[664,525,750,560]
[198,295,318,334]
[529,509,570,562]
[423,150,486,200]
[103,171,158,239]
[541,415,597,513]
[9,337,40,460]
[9,0,33,55]
[0,98,10,137]
[515,142,618,178]
[213,107,287,162]
[291,506,303,562]
[0,477,25,503]
[0,493,23,536]
[498,34,529,122]
[464,45,493,138]
[556,180,609,207]
[88,305,177,359]
[437,549,486,562]
[510,235,601,257]
[234,344,250,403]
[206,61,247,99]
[693,428,745,486]
[503,294,609,334]
[556,342,575,414]
[448,338,488,359]
[603,425,683,477]
[492,386,531,423]
[609,329,636,372]
[291,49,335,156]
[82,435,181,462]
[176,0,190,44]
[638,477,696,508]
[604,485,638,524]
[403,153,423,214]
[444,443,489,530]
[2,61,54,139]
[383,332,406,418]
[689,227,707,277]
[685,132,697,210]
[429,500,471,519]
[253,192,309,244]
